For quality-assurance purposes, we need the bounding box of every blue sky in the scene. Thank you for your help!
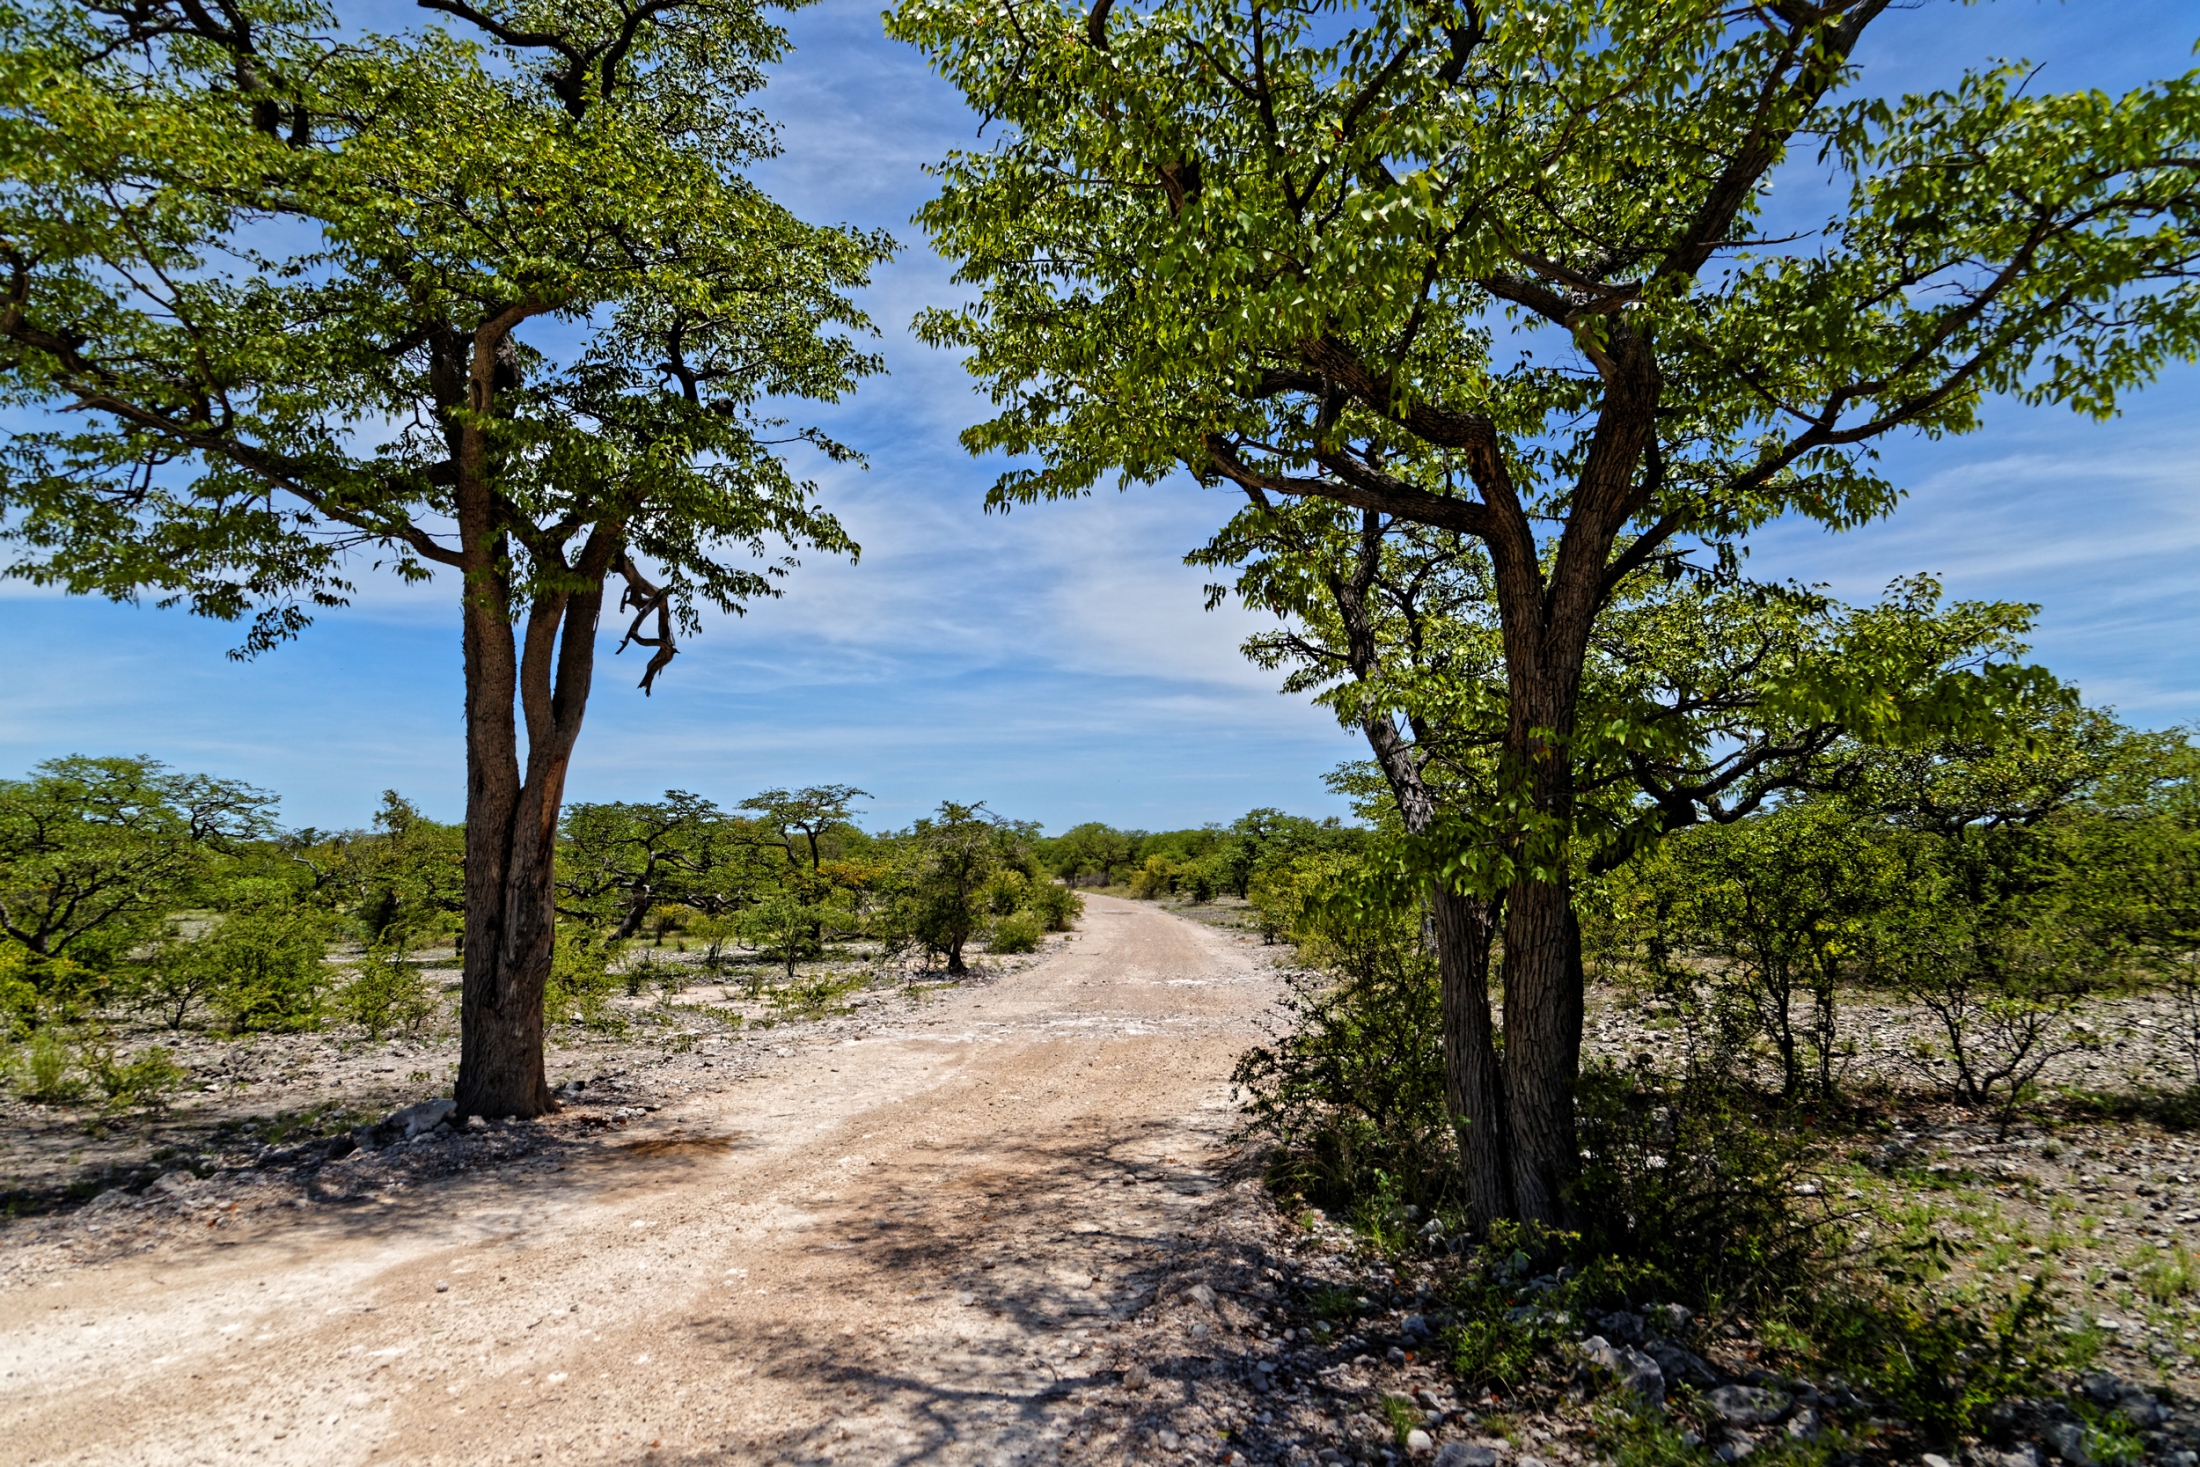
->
[1,0,2194,834]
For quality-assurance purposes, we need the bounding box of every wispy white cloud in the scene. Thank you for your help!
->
[2,0,2193,830]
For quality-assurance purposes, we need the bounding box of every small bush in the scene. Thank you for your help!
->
[338,946,439,1039]
[0,944,78,1031]
[1232,935,1453,1213]
[769,971,865,1019]
[199,908,330,1033]
[1570,1062,1820,1310]
[21,1026,84,1102]
[2139,1243,2199,1305]
[547,929,622,1031]
[133,925,231,1030]
[990,911,1044,953]
[84,1042,187,1112]
[1023,881,1084,932]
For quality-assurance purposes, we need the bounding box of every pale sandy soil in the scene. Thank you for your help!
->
[0,895,1294,1466]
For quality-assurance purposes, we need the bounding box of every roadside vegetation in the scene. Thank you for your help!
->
[0,768,1084,1193]
[1216,698,2200,1463]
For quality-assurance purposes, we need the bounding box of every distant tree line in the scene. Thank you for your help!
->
[1037,809,1362,903]
[0,767,1107,1066]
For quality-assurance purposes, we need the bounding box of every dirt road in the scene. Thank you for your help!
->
[1,896,1283,1467]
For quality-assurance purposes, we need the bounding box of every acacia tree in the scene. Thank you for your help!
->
[557,792,729,939]
[0,0,890,1114]
[891,0,2200,1223]
[892,801,1027,974]
[0,756,275,969]
[740,785,870,873]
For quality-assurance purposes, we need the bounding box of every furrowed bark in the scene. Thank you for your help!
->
[1431,883,1510,1230]
[449,307,601,1121]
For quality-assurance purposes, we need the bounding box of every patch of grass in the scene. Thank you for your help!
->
[768,971,868,1019]
[1379,1396,1418,1447]
[2136,1244,2198,1305]
[82,1042,186,1113]
[21,1027,84,1103]
[2071,1400,2147,1467]
[1590,1405,1838,1467]
[1449,1313,1549,1395]
[249,1102,374,1146]
[1797,1262,2068,1446]
[1306,1284,1360,1321]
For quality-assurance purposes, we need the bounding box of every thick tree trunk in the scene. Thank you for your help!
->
[1430,884,1511,1228]
[455,587,602,1118]
[444,311,612,1121]
[1497,878,1584,1226]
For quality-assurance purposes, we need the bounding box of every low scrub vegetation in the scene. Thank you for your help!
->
[0,763,1086,1103]
[1229,698,2200,1459]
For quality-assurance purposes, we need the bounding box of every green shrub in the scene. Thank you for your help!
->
[1023,880,1084,931]
[1801,1266,2066,1446]
[1231,921,1454,1212]
[84,1042,187,1112]
[337,946,440,1039]
[206,908,331,1032]
[547,929,622,1031]
[981,869,1029,916]
[768,971,866,1018]
[1570,1061,1820,1310]
[1128,855,1177,900]
[21,1025,83,1102]
[990,911,1044,953]
[133,924,232,1029]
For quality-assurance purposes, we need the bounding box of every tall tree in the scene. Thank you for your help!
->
[1201,491,2043,1220]
[0,0,891,1113]
[890,0,2200,1223]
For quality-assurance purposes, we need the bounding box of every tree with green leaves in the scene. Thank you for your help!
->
[1198,476,2049,1219]
[739,785,870,873]
[892,0,2200,1225]
[1,0,892,1114]
[1616,800,1902,1102]
[886,801,1033,975]
[294,792,468,948]
[557,791,740,939]
[0,756,275,983]
[1040,822,1139,885]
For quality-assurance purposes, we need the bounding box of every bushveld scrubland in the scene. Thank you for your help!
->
[0,772,1083,1206]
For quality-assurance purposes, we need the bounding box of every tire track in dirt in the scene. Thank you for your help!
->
[0,894,1278,1466]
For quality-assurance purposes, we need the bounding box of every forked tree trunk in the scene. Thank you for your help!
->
[455,572,609,1119]
[442,310,620,1120]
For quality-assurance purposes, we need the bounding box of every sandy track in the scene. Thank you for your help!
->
[2,896,1279,1466]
